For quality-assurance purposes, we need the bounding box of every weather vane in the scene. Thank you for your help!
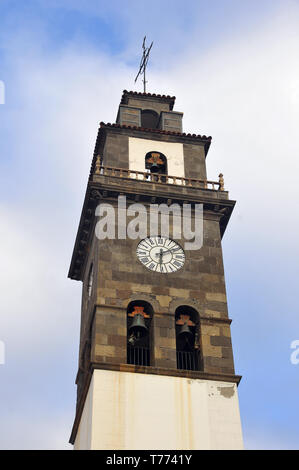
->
[134,36,153,93]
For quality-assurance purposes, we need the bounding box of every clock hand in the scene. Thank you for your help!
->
[160,247,181,255]
[155,248,165,262]
[155,247,180,258]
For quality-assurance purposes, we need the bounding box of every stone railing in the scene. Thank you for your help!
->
[94,160,224,191]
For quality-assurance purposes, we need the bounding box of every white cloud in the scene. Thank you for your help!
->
[0,204,79,352]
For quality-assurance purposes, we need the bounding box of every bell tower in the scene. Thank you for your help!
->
[68,90,243,450]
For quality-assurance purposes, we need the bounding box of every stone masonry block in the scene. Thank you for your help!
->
[210,335,232,347]
[156,295,172,307]
[206,293,227,303]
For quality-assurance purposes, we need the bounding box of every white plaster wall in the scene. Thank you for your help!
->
[128,137,185,178]
[73,376,94,450]
[74,369,243,450]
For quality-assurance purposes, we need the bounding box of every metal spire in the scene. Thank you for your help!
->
[134,36,153,93]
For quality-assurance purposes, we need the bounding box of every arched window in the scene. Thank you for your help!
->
[175,306,201,371]
[145,151,167,175]
[127,300,153,366]
[87,263,93,298]
[141,109,159,129]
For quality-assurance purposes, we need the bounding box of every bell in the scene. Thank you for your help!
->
[129,314,148,338]
[150,162,159,173]
[177,322,193,338]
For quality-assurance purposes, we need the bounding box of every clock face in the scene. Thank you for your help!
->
[136,236,185,273]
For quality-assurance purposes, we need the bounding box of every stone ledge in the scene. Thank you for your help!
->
[91,361,241,383]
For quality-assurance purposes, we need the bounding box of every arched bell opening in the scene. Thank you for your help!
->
[127,300,153,367]
[141,109,159,129]
[145,151,167,180]
[175,305,201,371]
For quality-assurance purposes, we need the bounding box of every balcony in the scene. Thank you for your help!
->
[93,163,225,192]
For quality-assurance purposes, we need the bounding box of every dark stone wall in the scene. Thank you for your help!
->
[117,105,141,127]
[85,201,235,376]
[79,231,98,364]
[183,143,207,180]
[102,133,129,169]
[126,97,171,114]
[159,111,183,133]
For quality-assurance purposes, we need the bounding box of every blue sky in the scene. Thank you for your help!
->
[0,0,299,449]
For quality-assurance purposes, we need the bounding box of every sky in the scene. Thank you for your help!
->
[0,0,299,450]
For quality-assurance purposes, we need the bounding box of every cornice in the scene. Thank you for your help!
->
[120,89,176,110]
[68,181,235,281]
[99,121,212,142]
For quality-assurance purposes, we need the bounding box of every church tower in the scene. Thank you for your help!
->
[68,90,243,450]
